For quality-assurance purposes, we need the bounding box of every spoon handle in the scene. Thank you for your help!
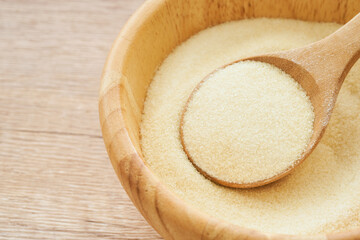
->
[279,13,360,94]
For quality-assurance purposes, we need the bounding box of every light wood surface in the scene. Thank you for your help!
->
[0,0,162,239]
[180,12,360,189]
[99,0,360,239]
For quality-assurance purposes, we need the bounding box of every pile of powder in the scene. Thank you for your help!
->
[140,18,360,235]
[181,60,314,184]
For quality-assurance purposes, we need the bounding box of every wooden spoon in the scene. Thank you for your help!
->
[180,13,360,188]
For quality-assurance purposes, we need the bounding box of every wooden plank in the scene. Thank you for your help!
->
[0,0,162,239]
[0,131,160,239]
[0,86,100,136]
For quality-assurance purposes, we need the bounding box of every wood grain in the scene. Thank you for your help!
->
[0,0,161,239]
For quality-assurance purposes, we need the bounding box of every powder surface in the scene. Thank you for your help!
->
[182,60,314,184]
[140,18,360,235]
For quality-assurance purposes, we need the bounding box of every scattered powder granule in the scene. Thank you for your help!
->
[140,18,360,235]
[181,60,314,184]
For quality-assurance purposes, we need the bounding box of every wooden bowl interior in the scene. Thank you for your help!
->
[99,0,360,239]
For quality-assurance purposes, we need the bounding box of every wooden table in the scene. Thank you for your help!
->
[0,0,161,239]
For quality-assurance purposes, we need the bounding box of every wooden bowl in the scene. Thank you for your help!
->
[99,0,360,239]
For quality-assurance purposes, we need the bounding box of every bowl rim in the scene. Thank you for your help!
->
[99,0,360,239]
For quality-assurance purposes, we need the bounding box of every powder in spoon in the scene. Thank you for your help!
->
[181,60,314,184]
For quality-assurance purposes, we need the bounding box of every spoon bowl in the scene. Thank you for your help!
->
[180,13,360,188]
